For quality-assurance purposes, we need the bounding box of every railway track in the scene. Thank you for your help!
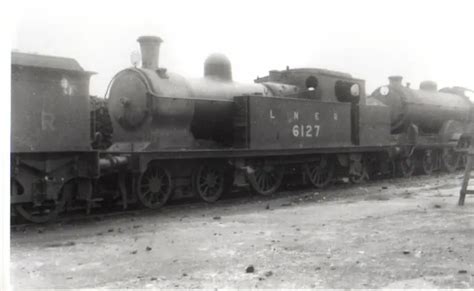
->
[11,171,462,230]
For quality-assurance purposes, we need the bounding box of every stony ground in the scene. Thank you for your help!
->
[10,173,474,289]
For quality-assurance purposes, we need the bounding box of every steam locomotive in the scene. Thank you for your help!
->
[11,36,473,223]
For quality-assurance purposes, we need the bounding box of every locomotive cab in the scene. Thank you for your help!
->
[233,68,367,149]
[255,68,364,104]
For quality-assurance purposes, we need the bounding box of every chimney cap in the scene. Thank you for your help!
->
[388,75,403,86]
[137,35,163,43]
[388,75,403,82]
[136,35,163,70]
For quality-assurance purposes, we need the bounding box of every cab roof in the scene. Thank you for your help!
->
[11,51,90,73]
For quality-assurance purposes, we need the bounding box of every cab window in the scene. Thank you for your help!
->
[335,80,360,102]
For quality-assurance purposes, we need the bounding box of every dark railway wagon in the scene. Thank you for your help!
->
[11,52,99,222]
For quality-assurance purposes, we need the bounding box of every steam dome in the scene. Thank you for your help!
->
[204,53,232,81]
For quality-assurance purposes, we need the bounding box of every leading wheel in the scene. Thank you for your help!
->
[246,164,283,195]
[192,163,230,202]
[137,164,172,209]
[304,156,334,188]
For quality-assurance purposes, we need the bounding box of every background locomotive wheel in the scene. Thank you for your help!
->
[441,148,459,173]
[397,156,415,178]
[420,150,435,175]
[12,178,65,223]
[247,164,284,195]
[349,156,369,184]
[192,163,229,202]
[458,153,467,170]
[137,164,172,209]
[14,201,64,224]
[349,166,369,184]
[304,157,334,188]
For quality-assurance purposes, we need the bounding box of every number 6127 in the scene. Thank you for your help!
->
[292,124,320,137]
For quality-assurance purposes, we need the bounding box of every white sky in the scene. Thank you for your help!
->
[11,0,474,96]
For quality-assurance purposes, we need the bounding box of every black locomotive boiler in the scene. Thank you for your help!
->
[107,36,301,151]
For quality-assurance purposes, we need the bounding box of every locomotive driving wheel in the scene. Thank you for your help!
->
[137,164,172,209]
[192,163,231,202]
[396,155,415,178]
[441,148,459,173]
[246,164,284,196]
[304,156,334,188]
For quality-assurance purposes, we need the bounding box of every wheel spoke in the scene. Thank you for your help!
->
[193,164,227,202]
[421,151,434,175]
[305,157,333,188]
[442,149,459,173]
[247,164,282,195]
[264,175,270,190]
[143,190,152,198]
[259,174,266,190]
[397,156,414,177]
[157,192,164,203]
[137,165,172,209]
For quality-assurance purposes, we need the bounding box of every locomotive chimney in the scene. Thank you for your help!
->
[137,36,163,70]
[388,76,403,86]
